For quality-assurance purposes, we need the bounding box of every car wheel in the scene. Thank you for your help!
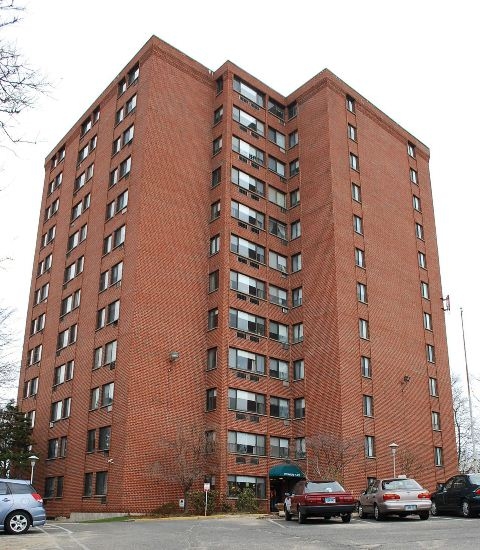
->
[461,499,472,518]
[298,508,306,524]
[341,513,352,523]
[5,511,30,535]
[430,500,438,516]
[284,507,292,521]
[374,504,384,521]
[358,503,366,519]
[419,511,429,520]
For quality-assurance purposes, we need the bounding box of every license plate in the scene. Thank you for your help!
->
[404,505,417,511]
[325,497,336,504]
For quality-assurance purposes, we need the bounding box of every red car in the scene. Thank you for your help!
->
[285,480,356,523]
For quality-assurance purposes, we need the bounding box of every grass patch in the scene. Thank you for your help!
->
[82,516,134,523]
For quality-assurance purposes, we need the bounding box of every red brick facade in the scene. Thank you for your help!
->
[17,36,457,517]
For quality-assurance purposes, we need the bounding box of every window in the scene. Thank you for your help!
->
[210,200,221,221]
[209,235,220,255]
[268,284,287,307]
[229,347,265,374]
[216,76,223,94]
[30,313,45,335]
[418,252,427,269]
[429,377,438,397]
[289,130,298,148]
[421,281,430,299]
[231,200,264,228]
[270,437,289,458]
[426,344,436,363]
[410,168,418,184]
[354,247,364,267]
[74,164,94,193]
[44,476,63,499]
[346,95,355,113]
[359,318,369,340]
[97,300,120,329]
[408,142,416,158]
[34,282,49,304]
[47,436,67,459]
[269,321,288,343]
[292,287,302,307]
[87,429,96,453]
[50,397,71,421]
[98,426,111,451]
[121,125,134,147]
[110,157,131,186]
[212,166,222,187]
[293,323,303,343]
[90,383,114,408]
[25,410,36,428]
[415,223,424,240]
[268,217,287,239]
[227,475,265,499]
[54,361,74,386]
[103,226,126,254]
[84,473,93,497]
[351,183,361,203]
[268,127,286,149]
[294,398,305,419]
[93,340,117,369]
[268,186,286,208]
[112,137,121,155]
[48,172,63,195]
[269,358,288,380]
[207,348,217,371]
[27,344,42,366]
[357,282,368,303]
[208,308,218,330]
[232,136,264,165]
[60,289,81,316]
[268,156,286,177]
[295,437,306,459]
[231,234,265,263]
[213,136,222,155]
[413,194,422,211]
[348,124,357,141]
[233,76,264,107]
[209,270,219,293]
[424,312,433,331]
[37,254,52,276]
[291,220,301,239]
[71,193,91,221]
[365,435,375,458]
[67,224,87,252]
[293,359,304,380]
[290,188,300,207]
[268,98,285,120]
[44,198,59,220]
[229,308,265,336]
[213,106,223,124]
[361,356,371,378]
[23,377,38,398]
[106,190,129,220]
[229,388,265,414]
[269,250,287,273]
[287,102,297,119]
[41,225,56,247]
[231,167,265,196]
[432,411,441,431]
[57,324,78,350]
[434,447,443,466]
[230,271,265,299]
[291,253,302,272]
[77,135,97,164]
[95,471,108,496]
[363,395,374,417]
[353,215,363,234]
[228,431,265,456]
[233,106,264,135]
[270,396,289,418]
[127,64,139,86]
[99,261,123,291]
[350,153,359,171]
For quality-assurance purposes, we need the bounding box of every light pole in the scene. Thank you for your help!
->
[460,308,477,471]
[388,443,399,478]
[29,455,39,485]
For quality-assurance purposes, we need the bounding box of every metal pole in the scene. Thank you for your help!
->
[460,307,477,471]
[393,452,396,478]
[30,463,34,484]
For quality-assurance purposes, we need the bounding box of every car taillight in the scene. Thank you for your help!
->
[474,488,480,496]
[418,492,430,499]
[383,493,400,501]
[31,493,43,503]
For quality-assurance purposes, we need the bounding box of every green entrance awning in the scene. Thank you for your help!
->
[269,463,305,479]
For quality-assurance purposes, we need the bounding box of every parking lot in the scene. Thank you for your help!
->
[2,514,480,550]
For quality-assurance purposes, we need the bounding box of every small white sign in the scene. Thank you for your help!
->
[179,499,185,508]
[204,483,211,492]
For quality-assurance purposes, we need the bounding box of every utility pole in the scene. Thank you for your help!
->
[460,307,477,471]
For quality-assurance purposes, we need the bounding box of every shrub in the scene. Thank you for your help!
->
[152,502,178,516]
[187,490,217,515]
[236,488,258,513]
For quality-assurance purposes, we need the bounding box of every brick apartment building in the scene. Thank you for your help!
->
[17,35,457,516]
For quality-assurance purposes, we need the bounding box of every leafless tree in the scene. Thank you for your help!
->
[0,0,48,146]
[0,304,17,394]
[451,374,479,472]
[306,433,363,486]
[398,447,424,478]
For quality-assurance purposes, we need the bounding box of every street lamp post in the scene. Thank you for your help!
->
[388,443,399,478]
[29,455,39,485]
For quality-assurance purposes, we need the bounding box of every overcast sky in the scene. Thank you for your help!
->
[1,0,478,405]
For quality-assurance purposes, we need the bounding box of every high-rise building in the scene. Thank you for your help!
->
[18,36,457,517]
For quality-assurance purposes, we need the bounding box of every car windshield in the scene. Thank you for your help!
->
[382,479,423,491]
[304,481,345,493]
[468,474,480,486]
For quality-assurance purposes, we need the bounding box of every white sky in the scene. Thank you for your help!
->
[1,0,479,405]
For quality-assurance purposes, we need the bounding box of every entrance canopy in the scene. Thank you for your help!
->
[269,463,305,479]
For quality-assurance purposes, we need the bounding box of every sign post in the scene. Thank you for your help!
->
[204,482,210,517]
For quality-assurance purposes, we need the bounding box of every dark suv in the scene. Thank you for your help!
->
[431,474,480,517]
[0,479,46,534]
